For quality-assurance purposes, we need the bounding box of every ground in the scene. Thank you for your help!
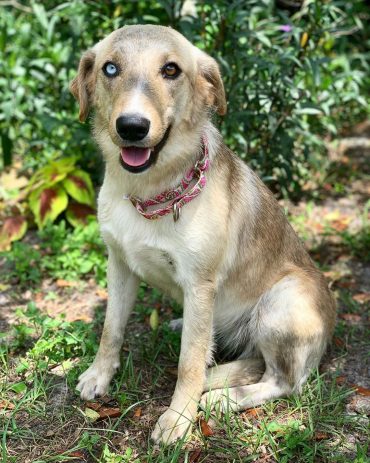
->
[0,125,369,462]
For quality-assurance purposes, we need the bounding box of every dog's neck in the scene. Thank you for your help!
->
[100,121,221,201]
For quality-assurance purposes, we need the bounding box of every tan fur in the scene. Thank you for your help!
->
[70,25,336,445]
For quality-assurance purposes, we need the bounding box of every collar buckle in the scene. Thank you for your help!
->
[172,201,181,222]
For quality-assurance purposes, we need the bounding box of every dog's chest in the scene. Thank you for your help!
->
[100,200,186,296]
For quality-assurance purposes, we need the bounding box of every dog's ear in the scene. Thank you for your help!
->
[197,52,227,116]
[70,50,96,122]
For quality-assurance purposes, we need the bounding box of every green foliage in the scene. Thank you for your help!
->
[1,303,97,371]
[0,0,368,199]
[192,0,369,196]
[0,155,96,249]
[0,215,28,252]
[339,200,370,261]
[3,240,43,284]
[39,219,107,285]
[1,218,107,286]
[28,156,95,228]
[0,291,368,461]
[102,445,140,463]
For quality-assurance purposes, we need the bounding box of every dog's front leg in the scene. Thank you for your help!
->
[152,283,214,444]
[77,249,139,400]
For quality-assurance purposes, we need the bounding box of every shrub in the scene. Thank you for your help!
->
[0,0,368,200]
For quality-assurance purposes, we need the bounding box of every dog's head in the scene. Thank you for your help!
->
[70,25,226,174]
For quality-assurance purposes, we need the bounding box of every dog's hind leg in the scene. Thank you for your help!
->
[201,338,318,412]
[204,358,265,391]
[201,272,334,411]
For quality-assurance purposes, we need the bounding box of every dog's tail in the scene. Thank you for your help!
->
[204,358,265,391]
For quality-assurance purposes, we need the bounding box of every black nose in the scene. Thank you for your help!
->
[116,114,150,141]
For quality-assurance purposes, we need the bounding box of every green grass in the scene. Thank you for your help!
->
[1,298,369,463]
[1,216,369,462]
[0,219,107,288]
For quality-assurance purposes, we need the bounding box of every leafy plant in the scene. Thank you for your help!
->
[102,445,140,463]
[1,303,97,373]
[0,0,368,199]
[1,240,42,284]
[40,219,107,285]
[27,156,95,228]
[0,156,95,250]
[187,0,369,197]
[1,219,107,286]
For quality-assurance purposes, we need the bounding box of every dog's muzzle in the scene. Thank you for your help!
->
[119,125,172,174]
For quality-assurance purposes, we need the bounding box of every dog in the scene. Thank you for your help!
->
[70,25,336,444]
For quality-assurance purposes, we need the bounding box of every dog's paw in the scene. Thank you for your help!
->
[200,388,239,412]
[77,361,118,400]
[151,408,193,445]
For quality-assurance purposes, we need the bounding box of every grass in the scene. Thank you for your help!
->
[0,219,107,288]
[1,303,368,462]
[1,219,369,462]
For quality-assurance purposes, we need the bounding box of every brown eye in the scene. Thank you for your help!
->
[161,62,181,79]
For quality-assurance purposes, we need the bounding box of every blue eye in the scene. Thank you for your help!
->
[103,62,119,77]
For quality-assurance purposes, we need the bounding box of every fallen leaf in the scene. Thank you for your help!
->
[352,385,370,396]
[199,418,213,437]
[34,292,43,302]
[68,450,87,460]
[85,401,101,411]
[0,215,27,251]
[311,222,324,233]
[133,407,142,419]
[85,402,122,420]
[335,279,356,289]
[97,407,121,419]
[323,270,341,281]
[324,210,341,221]
[56,279,78,288]
[0,400,15,410]
[149,308,159,331]
[189,448,202,463]
[330,218,351,232]
[335,376,346,385]
[353,293,370,304]
[0,169,28,190]
[333,336,345,348]
[96,288,108,299]
[314,431,328,440]
[84,407,100,422]
[339,313,361,322]
[244,407,262,419]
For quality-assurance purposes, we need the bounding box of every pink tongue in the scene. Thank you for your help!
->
[120,147,151,167]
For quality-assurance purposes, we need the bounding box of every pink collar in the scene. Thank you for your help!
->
[123,137,210,222]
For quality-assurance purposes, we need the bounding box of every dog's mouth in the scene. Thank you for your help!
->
[119,126,171,174]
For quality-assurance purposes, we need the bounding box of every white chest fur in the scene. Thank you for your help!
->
[98,192,199,300]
